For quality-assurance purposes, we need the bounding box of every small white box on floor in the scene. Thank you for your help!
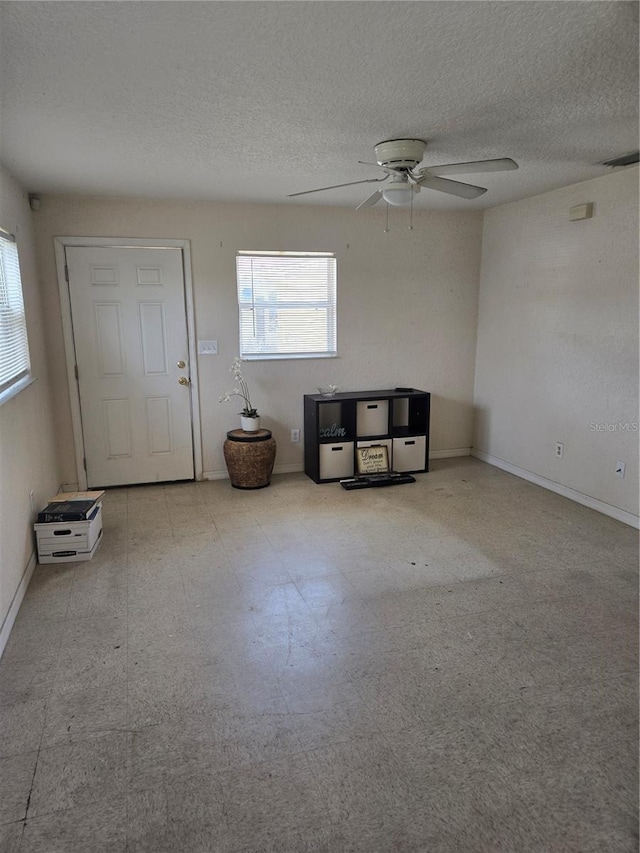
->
[35,503,103,564]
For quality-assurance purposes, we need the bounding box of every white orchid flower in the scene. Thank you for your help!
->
[219,359,257,417]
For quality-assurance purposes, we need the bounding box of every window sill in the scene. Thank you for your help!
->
[0,375,37,407]
[241,353,338,361]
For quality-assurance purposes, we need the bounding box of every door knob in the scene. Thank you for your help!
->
[178,376,190,386]
[177,360,186,369]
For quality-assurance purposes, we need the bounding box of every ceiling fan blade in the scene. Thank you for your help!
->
[422,158,519,177]
[418,175,487,199]
[356,189,383,209]
[287,177,386,198]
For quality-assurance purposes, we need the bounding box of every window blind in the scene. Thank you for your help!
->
[236,252,337,359]
[0,231,31,395]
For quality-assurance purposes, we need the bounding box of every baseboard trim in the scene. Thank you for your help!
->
[202,462,305,481]
[273,463,305,475]
[203,452,472,482]
[429,447,471,459]
[0,550,37,659]
[471,449,639,529]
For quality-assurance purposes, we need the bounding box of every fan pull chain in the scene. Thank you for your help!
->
[384,202,390,233]
[408,192,414,231]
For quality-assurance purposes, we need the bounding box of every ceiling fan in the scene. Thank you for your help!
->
[287,139,518,208]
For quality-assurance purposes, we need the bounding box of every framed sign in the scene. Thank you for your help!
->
[356,444,390,475]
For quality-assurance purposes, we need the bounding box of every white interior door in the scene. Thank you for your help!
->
[66,246,195,487]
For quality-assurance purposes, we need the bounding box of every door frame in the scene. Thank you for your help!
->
[54,236,203,490]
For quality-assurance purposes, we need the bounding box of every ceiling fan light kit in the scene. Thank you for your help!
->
[287,138,519,211]
[381,179,417,206]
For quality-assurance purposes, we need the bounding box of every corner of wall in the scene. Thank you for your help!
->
[473,167,639,518]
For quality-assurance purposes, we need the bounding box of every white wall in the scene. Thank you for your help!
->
[33,198,483,486]
[0,167,60,650]
[474,167,639,519]
[2,168,635,649]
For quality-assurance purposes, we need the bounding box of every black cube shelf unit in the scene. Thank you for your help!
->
[304,389,430,483]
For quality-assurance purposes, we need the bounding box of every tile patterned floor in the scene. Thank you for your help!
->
[0,458,637,852]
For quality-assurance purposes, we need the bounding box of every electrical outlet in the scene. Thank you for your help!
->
[615,461,626,478]
[555,442,564,459]
[291,429,300,443]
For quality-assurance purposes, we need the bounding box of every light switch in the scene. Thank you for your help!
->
[198,340,218,355]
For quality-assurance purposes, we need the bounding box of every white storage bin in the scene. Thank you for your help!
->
[35,504,103,564]
[319,441,354,479]
[392,435,427,472]
[356,400,389,437]
[357,438,392,467]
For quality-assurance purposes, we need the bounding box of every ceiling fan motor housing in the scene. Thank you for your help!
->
[375,138,426,170]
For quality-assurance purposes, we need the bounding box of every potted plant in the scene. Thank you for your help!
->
[219,357,260,432]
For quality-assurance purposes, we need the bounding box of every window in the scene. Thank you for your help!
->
[236,251,336,359]
[0,229,31,401]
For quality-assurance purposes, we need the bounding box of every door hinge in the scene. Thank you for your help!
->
[65,264,69,282]
[74,364,79,381]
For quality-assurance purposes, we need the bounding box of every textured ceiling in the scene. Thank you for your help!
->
[0,1,638,209]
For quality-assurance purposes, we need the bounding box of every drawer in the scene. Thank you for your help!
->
[356,400,389,437]
[392,435,427,472]
[319,441,354,479]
